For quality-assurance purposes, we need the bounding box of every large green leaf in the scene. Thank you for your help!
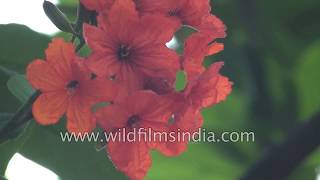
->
[0,24,50,112]
[0,24,50,176]
[0,24,49,72]
[296,41,320,120]
[19,124,127,180]
[7,75,35,103]
[146,143,242,180]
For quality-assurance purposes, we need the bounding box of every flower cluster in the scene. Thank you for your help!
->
[26,0,232,179]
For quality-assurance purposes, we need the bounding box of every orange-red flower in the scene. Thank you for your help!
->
[135,0,209,27]
[184,62,232,109]
[152,62,232,156]
[83,0,180,93]
[26,38,116,133]
[26,0,232,179]
[81,0,114,12]
[95,91,173,180]
[182,32,224,81]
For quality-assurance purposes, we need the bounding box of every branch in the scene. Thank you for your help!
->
[0,91,40,143]
[240,112,320,180]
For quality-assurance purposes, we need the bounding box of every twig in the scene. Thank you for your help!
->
[240,112,320,180]
[0,91,40,143]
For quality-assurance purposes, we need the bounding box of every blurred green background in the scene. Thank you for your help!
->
[1,0,320,179]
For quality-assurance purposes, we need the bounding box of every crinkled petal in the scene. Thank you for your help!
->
[207,42,224,56]
[199,15,227,39]
[186,62,233,108]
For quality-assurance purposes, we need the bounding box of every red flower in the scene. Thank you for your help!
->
[83,0,180,93]
[95,91,173,180]
[199,14,227,39]
[26,38,116,133]
[184,62,233,109]
[182,32,224,81]
[135,0,209,27]
[80,0,114,12]
[153,62,232,156]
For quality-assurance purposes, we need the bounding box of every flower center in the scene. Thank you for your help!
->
[117,44,130,60]
[127,115,140,127]
[66,80,79,89]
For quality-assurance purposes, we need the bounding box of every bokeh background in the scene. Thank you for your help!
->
[1,0,320,179]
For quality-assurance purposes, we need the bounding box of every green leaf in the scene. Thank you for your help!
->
[0,24,50,73]
[0,114,13,131]
[0,24,50,112]
[60,0,78,6]
[19,124,127,180]
[175,70,186,91]
[296,41,320,120]
[7,75,35,103]
[147,143,242,180]
[43,1,76,34]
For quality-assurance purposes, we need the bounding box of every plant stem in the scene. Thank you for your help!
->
[240,112,320,180]
[0,91,40,143]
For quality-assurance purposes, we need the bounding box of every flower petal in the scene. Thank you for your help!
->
[107,0,139,40]
[186,62,233,108]
[138,14,180,44]
[26,59,65,91]
[66,96,96,133]
[207,42,224,56]
[95,105,129,131]
[125,91,173,123]
[83,23,116,54]
[80,0,114,12]
[32,91,68,125]
[199,15,227,39]
[108,139,151,180]
[45,38,76,78]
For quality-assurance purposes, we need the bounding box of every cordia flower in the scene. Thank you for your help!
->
[153,62,232,156]
[83,0,180,93]
[134,0,226,36]
[26,38,116,133]
[183,62,233,109]
[80,0,114,12]
[25,0,232,179]
[95,91,173,180]
[182,32,224,81]
[81,0,226,36]
[134,0,209,26]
